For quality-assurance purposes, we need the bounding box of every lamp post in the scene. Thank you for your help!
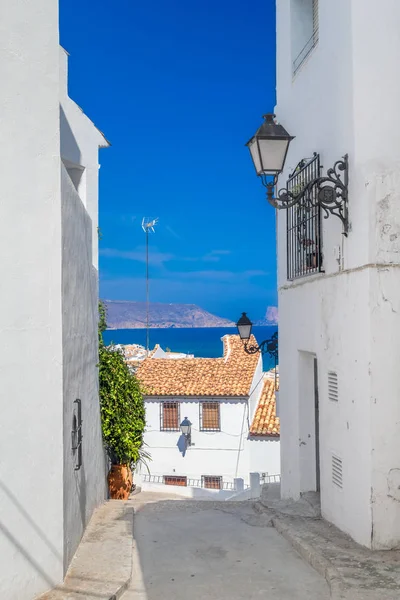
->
[246,114,349,235]
[180,417,192,447]
[236,312,278,389]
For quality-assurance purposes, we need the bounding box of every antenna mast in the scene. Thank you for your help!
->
[142,217,158,354]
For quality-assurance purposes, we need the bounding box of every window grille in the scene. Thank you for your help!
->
[164,476,187,487]
[200,402,221,431]
[160,401,180,431]
[202,476,222,489]
[287,154,323,280]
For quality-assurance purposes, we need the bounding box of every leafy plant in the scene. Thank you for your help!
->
[98,301,148,466]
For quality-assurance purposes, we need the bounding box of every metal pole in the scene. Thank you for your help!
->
[146,228,149,354]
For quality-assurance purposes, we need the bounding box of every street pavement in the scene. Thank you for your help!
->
[122,492,330,600]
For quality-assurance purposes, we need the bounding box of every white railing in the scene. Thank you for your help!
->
[260,473,281,484]
[142,473,249,490]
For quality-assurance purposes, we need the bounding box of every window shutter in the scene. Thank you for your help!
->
[200,402,220,431]
[313,0,319,35]
[161,401,180,430]
[164,476,187,487]
[202,476,222,490]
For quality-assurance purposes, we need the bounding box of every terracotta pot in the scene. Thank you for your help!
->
[108,464,132,500]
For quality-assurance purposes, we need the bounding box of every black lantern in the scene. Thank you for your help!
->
[236,312,253,342]
[180,417,192,446]
[246,113,294,179]
[236,313,279,390]
[236,313,278,360]
[246,114,349,235]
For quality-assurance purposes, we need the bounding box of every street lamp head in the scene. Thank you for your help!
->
[236,312,253,341]
[180,417,192,436]
[246,113,294,178]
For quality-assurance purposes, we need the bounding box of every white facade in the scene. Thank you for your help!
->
[143,398,280,487]
[0,4,108,598]
[275,0,400,549]
[141,351,280,488]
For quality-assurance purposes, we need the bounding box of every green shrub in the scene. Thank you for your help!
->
[98,301,147,466]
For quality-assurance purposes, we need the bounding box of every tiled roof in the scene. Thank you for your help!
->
[136,335,260,397]
[250,375,280,437]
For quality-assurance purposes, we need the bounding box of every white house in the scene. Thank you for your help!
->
[271,0,400,549]
[0,3,109,598]
[136,335,280,495]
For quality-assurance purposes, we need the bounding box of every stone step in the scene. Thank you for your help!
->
[37,501,133,600]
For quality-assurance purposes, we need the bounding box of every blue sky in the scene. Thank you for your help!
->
[60,0,277,322]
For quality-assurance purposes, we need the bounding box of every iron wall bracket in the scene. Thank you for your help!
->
[262,154,349,236]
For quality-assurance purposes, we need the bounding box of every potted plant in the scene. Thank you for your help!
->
[98,302,148,499]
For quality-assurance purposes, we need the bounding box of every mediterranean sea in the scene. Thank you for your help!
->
[102,326,278,372]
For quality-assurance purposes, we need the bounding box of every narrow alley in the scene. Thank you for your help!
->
[122,493,330,600]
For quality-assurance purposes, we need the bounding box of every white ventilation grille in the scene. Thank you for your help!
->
[328,371,338,402]
[332,455,343,489]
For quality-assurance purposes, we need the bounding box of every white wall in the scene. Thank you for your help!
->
[61,166,106,570]
[248,438,281,477]
[144,397,280,485]
[60,47,109,569]
[59,48,108,269]
[0,1,64,597]
[0,20,108,598]
[248,355,264,421]
[276,0,400,548]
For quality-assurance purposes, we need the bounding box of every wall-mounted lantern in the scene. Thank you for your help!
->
[180,417,192,447]
[236,312,278,389]
[246,114,349,235]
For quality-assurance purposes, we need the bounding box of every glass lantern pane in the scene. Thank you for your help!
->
[258,138,289,174]
[238,324,252,340]
[248,138,262,175]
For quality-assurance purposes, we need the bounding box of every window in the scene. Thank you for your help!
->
[160,401,180,431]
[164,476,187,487]
[62,158,86,203]
[200,402,220,431]
[287,154,323,280]
[291,0,319,75]
[202,476,222,490]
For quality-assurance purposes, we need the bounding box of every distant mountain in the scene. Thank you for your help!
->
[255,306,278,326]
[103,300,235,329]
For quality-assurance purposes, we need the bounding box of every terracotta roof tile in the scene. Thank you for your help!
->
[250,375,280,437]
[136,335,259,397]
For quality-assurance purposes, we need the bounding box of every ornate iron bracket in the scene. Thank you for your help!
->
[262,154,349,236]
[244,331,278,362]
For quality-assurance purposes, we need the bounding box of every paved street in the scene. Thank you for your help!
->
[122,493,330,600]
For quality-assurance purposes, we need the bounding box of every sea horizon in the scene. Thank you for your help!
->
[102,325,278,372]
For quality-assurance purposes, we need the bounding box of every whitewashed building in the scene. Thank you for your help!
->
[136,335,280,496]
[269,0,400,549]
[0,2,109,598]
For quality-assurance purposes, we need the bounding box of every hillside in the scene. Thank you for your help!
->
[103,300,235,329]
[254,306,279,326]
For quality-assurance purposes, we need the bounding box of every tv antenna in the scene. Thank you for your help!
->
[142,217,158,354]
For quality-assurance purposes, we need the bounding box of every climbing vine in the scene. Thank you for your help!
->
[98,301,147,466]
